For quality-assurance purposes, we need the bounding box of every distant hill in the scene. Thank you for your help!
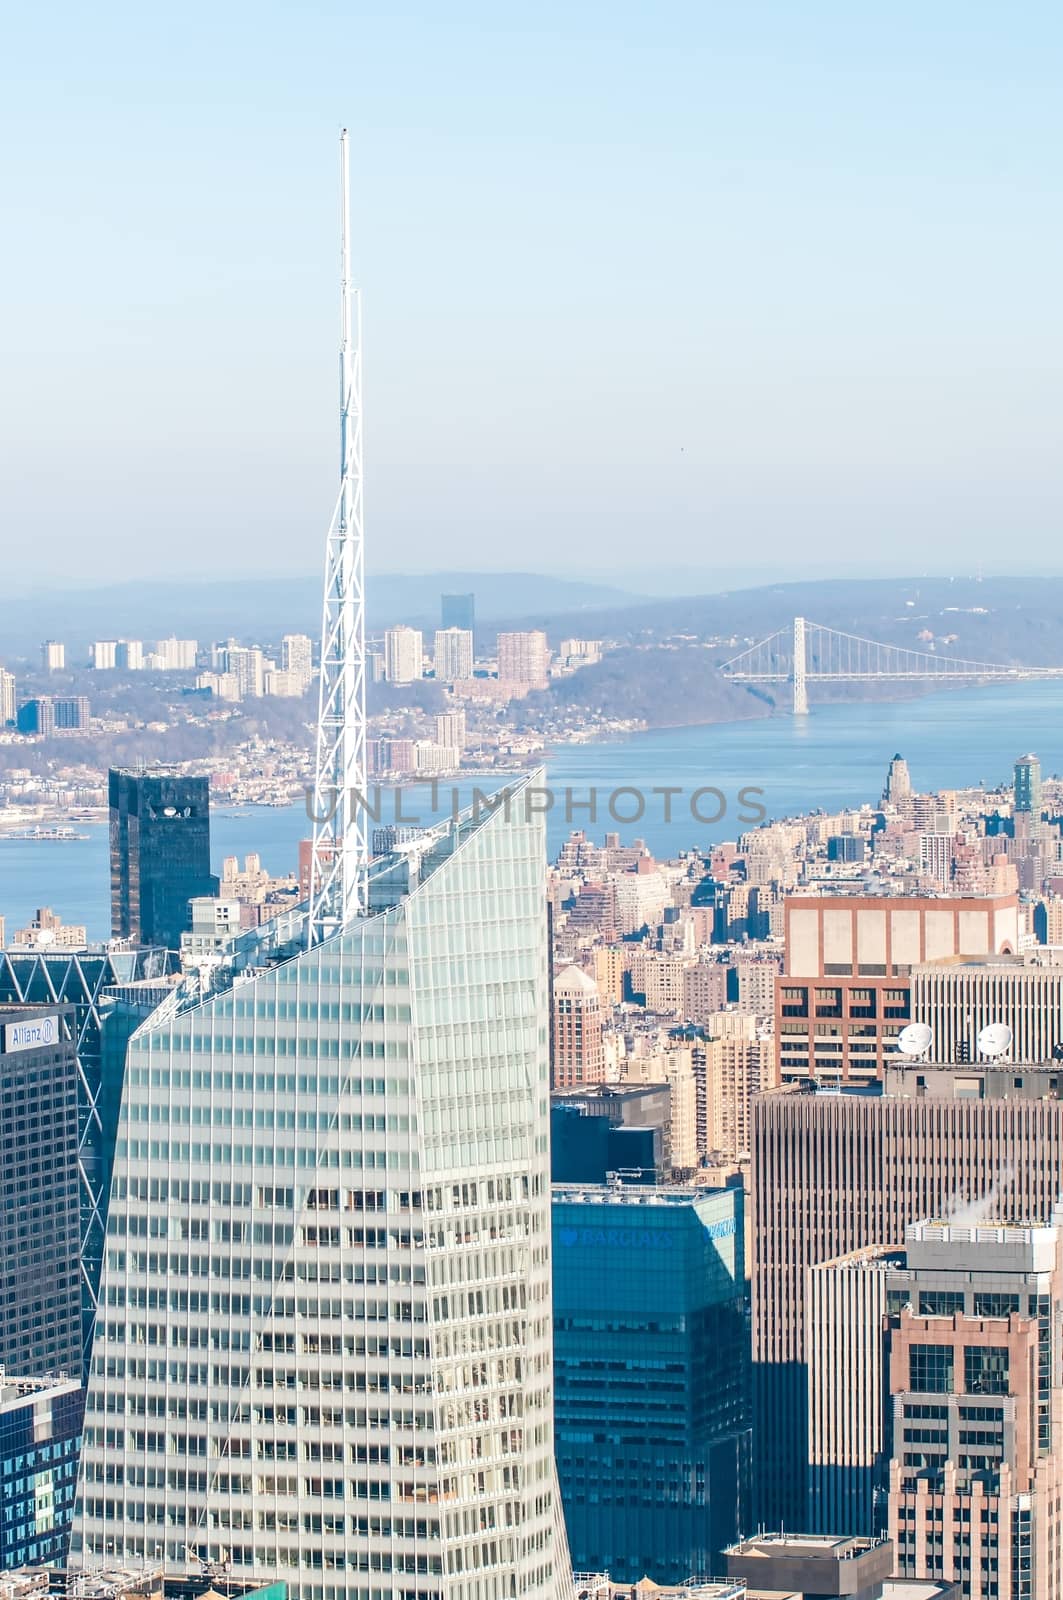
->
[0,571,639,657]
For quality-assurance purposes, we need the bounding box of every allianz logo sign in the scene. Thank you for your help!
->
[3,1015,58,1053]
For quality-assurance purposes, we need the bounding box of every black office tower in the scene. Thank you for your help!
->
[109,769,219,952]
[0,1005,82,1376]
[441,591,475,631]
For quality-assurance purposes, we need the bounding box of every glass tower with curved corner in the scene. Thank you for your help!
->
[71,779,570,1600]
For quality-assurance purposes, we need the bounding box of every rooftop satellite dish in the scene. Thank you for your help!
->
[977,1021,1014,1060]
[35,927,56,947]
[896,1022,933,1058]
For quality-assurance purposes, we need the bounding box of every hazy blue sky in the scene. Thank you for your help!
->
[3,1,1062,588]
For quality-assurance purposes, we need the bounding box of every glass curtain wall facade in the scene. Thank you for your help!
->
[72,787,569,1600]
[552,1185,749,1581]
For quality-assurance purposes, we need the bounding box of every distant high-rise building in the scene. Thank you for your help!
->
[281,631,314,688]
[153,637,198,671]
[552,963,606,1089]
[441,591,475,631]
[16,698,55,737]
[0,1371,84,1569]
[383,623,424,684]
[41,640,65,673]
[216,642,265,697]
[0,1004,82,1377]
[911,958,1063,1064]
[0,669,16,727]
[882,752,913,807]
[497,629,549,690]
[54,696,90,731]
[885,1217,1063,1599]
[752,1069,1063,1532]
[109,769,219,953]
[435,707,466,751]
[553,1183,749,1580]
[433,626,474,682]
[115,638,144,671]
[1015,751,1043,816]
[90,641,117,670]
[73,787,567,1593]
[703,1029,773,1164]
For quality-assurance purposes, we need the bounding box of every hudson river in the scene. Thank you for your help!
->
[4,681,1063,942]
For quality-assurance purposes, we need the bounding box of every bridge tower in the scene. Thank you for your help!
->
[792,615,808,715]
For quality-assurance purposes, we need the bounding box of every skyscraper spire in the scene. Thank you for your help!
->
[309,127,368,941]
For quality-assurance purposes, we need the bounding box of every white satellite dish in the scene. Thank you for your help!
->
[977,1021,1014,1060]
[35,927,57,947]
[896,1022,934,1058]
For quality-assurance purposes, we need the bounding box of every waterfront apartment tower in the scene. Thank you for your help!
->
[73,785,570,1600]
[0,669,16,727]
[497,631,549,691]
[41,640,65,672]
[384,625,424,685]
[109,769,219,954]
[433,628,474,684]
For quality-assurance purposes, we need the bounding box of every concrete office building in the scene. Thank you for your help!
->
[0,1372,84,1569]
[751,1068,1063,1533]
[553,1185,748,1583]
[73,788,570,1600]
[40,641,65,673]
[109,769,219,954]
[0,1005,82,1377]
[776,894,1019,1086]
[886,1218,1063,1599]
[806,1245,904,1536]
[910,957,1063,1065]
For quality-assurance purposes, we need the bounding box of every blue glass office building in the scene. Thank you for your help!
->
[553,1185,749,1582]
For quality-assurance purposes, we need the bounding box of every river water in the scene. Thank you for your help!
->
[3,681,1062,941]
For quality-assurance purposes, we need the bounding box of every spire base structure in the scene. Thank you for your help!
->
[308,129,368,943]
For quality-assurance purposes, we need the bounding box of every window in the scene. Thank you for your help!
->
[909,1343,954,1393]
[965,1346,1009,1396]
[919,1291,965,1316]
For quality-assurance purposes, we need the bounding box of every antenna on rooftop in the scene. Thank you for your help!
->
[308,129,368,944]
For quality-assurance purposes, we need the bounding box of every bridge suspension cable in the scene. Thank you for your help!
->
[719,616,1063,716]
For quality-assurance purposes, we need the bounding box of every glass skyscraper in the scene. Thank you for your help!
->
[109,769,219,953]
[552,1184,749,1582]
[73,783,570,1600]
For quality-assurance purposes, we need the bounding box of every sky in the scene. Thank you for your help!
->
[3,1,1063,590]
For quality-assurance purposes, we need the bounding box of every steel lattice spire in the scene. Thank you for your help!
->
[308,129,368,942]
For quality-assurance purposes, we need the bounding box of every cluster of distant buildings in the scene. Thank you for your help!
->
[7,744,1063,1596]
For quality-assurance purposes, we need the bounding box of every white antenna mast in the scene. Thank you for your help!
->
[308,128,368,943]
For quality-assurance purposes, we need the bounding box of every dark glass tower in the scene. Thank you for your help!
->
[0,1004,82,1377]
[441,590,475,631]
[553,1183,750,1579]
[109,769,219,953]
